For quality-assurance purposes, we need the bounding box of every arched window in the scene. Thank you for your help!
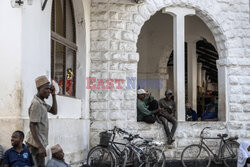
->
[51,0,77,96]
[137,10,224,121]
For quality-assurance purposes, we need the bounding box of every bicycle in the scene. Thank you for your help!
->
[113,129,166,167]
[87,145,115,167]
[87,126,166,167]
[87,126,130,167]
[181,127,239,167]
[131,138,166,167]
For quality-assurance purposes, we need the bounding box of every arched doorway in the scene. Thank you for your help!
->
[137,11,222,121]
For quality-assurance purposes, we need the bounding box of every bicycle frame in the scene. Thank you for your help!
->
[108,129,127,157]
[107,128,146,166]
[109,141,126,156]
[200,136,223,158]
[109,131,151,165]
[199,136,237,160]
[127,141,166,165]
[104,127,165,167]
[126,143,144,163]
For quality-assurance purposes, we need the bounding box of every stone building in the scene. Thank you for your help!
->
[89,0,250,159]
[0,0,250,164]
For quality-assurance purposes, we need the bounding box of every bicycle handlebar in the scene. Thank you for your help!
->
[116,127,129,135]
[108,126,143,141]
[134,134,143,139]
[200,127,211,137]
[108,126,131,135]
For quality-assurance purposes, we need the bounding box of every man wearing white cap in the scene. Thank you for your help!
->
[46,144,71,167]
[26,75,58,167]
[137,89,161,123]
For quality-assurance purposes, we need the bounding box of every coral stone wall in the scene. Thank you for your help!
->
[89,0,250,158]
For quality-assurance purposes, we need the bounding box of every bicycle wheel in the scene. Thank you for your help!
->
[120,148,128,167]
[125,146,137,166]
[181,144,211,167]
[146,148,166,167]
[221,140,239,167]
[87,146,116,167]
[131,143,148,167]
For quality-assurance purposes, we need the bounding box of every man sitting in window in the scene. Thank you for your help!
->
[137,89,160,123]
[202,97,218,121]
[3,131,34,167]
[158,90,178,144]
[185,103,198,121]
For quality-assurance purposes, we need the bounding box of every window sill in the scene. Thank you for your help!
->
[176,121,227,130]
[56,94,80,100]
[48,95,82,119]
[178,121,225,123]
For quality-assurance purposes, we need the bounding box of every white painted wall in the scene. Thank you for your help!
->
[79,0,91,120]
[0,1,22,147]
[21,0,51,115]
[20,0,91,164]
[0,0,90,165]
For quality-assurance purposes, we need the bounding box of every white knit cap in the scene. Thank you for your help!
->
[137,89,147,95]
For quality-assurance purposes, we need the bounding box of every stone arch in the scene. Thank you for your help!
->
[135,0,228,121]
[134,0,227,58]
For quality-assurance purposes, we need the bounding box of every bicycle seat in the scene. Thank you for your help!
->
[217,133,228,138]
[144,138,153,143]
[228,135,238,141]
[123,137,133,141]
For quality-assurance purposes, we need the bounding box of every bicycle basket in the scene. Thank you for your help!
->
[99,131,112,147]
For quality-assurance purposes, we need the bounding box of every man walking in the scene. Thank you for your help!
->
[158,90,178,144]
[26,75,57,167]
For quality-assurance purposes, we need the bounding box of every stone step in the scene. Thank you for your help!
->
[164,159,237,167]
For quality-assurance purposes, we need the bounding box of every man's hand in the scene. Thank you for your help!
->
[158,110,173,120]
[148,95,152,101]
[38,146,46,157]
[49,86,57,115]
[169,113,174,119]
[155,115,161,124]
[50,85,56,95]
[154,108,163,114]
[154,109,159,114]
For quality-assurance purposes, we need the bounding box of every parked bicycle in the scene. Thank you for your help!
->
[132,138,166,167]
[181,127,239,167]
[87,126,128,167]
[87,126,166,167]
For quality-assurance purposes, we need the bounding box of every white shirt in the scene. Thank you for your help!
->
[238,141,250,167]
